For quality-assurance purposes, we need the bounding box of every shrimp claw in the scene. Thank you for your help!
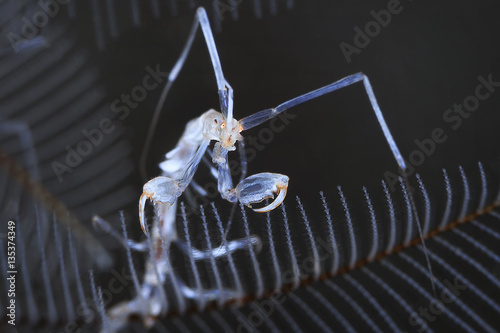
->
[139,176,181,234]
[235,173,289,212]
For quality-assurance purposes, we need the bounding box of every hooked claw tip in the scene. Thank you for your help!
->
[138,176,180,235]
[139,192,150,235]
[252,183,288,213]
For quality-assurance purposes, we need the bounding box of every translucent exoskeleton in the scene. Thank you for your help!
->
[93,7,416,332]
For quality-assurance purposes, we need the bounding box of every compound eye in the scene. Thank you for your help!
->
[214,119,218,124]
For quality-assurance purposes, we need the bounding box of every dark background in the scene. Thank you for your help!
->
[1,0,500,332]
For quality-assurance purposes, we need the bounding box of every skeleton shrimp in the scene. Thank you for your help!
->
[93,7,419,332]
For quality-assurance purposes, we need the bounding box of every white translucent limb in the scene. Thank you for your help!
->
[238,72,407,172]
[214,144,289,214]
[157,199,178,245]
[196,7,234,121]
[252,186,287,212]
[107,283,165,331]
[92,215,148,252]
[176,139,211,190]
[235,173,289,212]
[202,148,219,179]
[139,10,200,181]
[196,7,224,91]
[139,7,233,181]
[175,235,262,260]
[181,186,206,214]
[179,283,242,301]
[214,147,235,201]
[189,179,208,197]
[139,177,179,235]
[220,140,249,240]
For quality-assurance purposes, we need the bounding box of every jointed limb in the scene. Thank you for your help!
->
[239,72,407,173]
[92,216,148,252]
[139,139,210,235]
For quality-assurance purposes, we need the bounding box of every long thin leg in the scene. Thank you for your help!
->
[139,13,199,181]
[222,139,248,239]
[175,234,260,260]
[92,215,148,252]
[196,8,234,120]
[140,7,234,181]
[202,148,219,179]
[177,139,211,190]
[240,73,438,296]
[189,180,208,197]
[238,73,407,173]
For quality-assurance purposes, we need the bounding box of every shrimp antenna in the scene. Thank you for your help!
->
[139,7,232,182]
[400,171,438,298]
[139,14,199,182]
